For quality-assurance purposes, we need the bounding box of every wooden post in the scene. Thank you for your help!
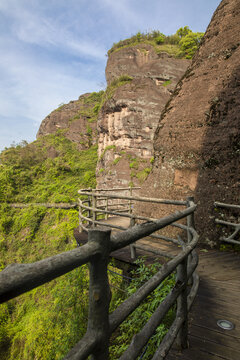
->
[129,186,133,214]
[88,228,111,360]
[176,257,188,349]
[130,217,137,260]
[92,193,97,228]
[186,196,195,244]
[105,197,108,220]
[187,196,195,284]
[78,199,83,234]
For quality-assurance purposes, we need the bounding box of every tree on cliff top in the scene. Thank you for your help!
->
[108,26,204,59]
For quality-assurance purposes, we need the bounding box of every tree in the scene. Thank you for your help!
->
[176,26,192,38]
[179,32,204,58]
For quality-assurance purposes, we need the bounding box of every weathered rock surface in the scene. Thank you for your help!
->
[37,94,98,150]
[139,0,240,245]
[97,47,189,189]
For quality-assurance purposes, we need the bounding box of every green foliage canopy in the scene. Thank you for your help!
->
[108,26,204,59]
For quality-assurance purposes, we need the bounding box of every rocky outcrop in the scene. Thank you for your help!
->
[37,93,101,150]
[139,0,240,245]
[97,46,189,189]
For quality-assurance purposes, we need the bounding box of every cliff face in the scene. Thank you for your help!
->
[97,45,189,189]
[37,92,103,150]
[139,0,240,245]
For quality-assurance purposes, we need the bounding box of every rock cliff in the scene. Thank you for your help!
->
[139,0,240,245]
[96,45,189,189]
[37,92,103,150]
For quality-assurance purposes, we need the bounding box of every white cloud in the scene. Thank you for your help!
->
[99,0,144,29]
[0,0,106,60]
[0,47,103,124]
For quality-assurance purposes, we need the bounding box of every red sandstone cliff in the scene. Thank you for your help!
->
[37,93,102,150]
[139,0,240,245]
[97,45,189,189]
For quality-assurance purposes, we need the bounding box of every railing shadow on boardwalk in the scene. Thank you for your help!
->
[0,188,199,359]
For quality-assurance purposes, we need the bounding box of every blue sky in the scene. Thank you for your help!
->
[0,0,221,151]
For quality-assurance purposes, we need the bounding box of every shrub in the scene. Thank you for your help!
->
[155,34,165,45]
[109,258,176,358]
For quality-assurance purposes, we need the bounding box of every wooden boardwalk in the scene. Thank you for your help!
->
[75,216,240,359]
[167,250,240,360]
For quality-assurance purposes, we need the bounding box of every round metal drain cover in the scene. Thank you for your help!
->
[217,320,234,330]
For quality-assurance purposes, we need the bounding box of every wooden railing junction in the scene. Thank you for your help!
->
[214,201,240,245]
[0,188,199,359]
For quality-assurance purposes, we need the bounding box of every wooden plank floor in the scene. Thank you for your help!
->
[166,250,240,360]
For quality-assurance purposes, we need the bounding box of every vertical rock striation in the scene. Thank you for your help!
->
[97,44,189,189]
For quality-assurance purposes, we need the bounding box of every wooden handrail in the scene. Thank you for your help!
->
[80,187,141,192]
[0,189,199,360]
[78,190,187,205]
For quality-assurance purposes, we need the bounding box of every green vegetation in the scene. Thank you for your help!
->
[162,80,172,87]
[113,156,121,165]
[110,258,176,358]
[0,134,176,358]
[150,157,154,164]
[136,167,151,183]
[99,145,116,160]
[108,26,204,59]
[0,135,99,359]
[101,75,133,105]
[127,155,152,184]
[68,91,104,124]
[129,158,139,170]
[0,135,98,203]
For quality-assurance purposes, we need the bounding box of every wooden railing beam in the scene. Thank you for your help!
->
[119,282,184,360]
[0,242,100,304]
[110,205,197,252]
[109,231,198,333]
[78,190,187,205]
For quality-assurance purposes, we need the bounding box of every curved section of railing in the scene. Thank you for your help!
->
[0,188,199,359]
[214,201,240,245]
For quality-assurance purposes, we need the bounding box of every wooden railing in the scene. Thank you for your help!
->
[78,188,193,260]
[214,201,240,245]
[0,188,199,359]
